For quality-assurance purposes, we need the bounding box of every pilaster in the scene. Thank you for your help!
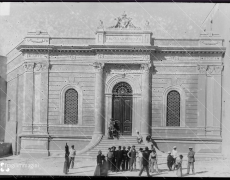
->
[140,63,151,138]
[93,62,105,135]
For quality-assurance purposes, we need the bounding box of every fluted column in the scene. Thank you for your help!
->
[93,62,104,135]
[141,63,151,137]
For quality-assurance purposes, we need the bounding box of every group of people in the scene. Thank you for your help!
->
[63,143,76,174]
[94,143,161,177]
[166,146,195,177]
[94,140,195,177]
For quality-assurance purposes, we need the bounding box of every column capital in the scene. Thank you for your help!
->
[197,65,207,74]
[23,62,35,72]
[93,62,104,72]
[140,63,151,72]
[34,62,49,72]
[207,65,215,75]
[214,65,224,74]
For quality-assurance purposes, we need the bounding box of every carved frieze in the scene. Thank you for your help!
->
[197,65,223,75]
[25,53,48,59]
[155,66,197,74]
[25,38,49,44]
[97,54,150,61]
[23,62,34,72]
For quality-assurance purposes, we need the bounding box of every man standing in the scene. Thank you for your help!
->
[116,146,123,172]
[126,146,131,171]
[69,145,76,169]
[107,147,113,171]
[112,146,117,172]
[187,147,195,174]
[171,146,178,170]
[167,151,174,171]
[127,145,137,171]
[139,146,151,177]
[121,146,127,171]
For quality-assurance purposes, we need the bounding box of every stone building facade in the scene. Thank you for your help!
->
[5,14,225,157]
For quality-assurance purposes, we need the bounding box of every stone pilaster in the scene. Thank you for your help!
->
[23,62,35,133]
[93,62,104,135]
[140,63,151,138]
[197,65,207,136]
[33,62,49,134]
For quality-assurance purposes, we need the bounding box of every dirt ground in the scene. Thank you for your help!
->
[0,156,230,177]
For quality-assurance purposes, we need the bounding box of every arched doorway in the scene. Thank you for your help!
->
[112,82,132,135]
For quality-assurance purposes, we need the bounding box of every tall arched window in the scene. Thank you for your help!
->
[166,90,180,126]
[64,88,78,124]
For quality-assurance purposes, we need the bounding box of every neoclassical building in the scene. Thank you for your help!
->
[5,13,225,157]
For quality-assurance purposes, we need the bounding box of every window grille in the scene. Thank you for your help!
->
[64,88,78,124]
[166,90,180,126]
[112,82,132,95]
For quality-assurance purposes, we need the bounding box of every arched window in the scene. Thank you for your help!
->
[64,88,78,124]
[166,90,180,126]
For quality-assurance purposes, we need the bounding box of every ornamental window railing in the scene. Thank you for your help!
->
[64,88,78,124]
[166,90,180,126]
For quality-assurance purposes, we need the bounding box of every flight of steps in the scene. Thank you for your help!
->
[51,135,224,162]
[80,135,167,159]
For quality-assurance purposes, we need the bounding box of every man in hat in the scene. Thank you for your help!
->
[167,151,174,171]
[187,147,195,174]
[116,146,123,172]
[127,145,137,171]
[126,146,131,170]
[69,145,76,169]
[139,146,151,177]
[171,146,178,170]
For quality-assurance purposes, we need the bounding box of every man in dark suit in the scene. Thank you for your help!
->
[111,146,117,172]
[121,146,127,171]
[116,146,123,172]
[187,147,195,174]
[107,147,113,171]
[139,146,151,177]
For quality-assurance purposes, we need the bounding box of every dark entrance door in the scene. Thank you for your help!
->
[112,82,132,135]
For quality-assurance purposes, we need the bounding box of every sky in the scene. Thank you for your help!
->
[0,2,215,56]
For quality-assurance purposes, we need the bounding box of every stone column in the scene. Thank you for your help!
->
[197,65,207,136]
[141,63,151,137]
[93,62,104,135]
[23,62,35,133]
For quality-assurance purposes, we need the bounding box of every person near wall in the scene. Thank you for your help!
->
[63,143,70,174]
[175,154,183,177]
[149,147,160,174]
[127,145,137,171]
[139,146,151,177]
[167,151,174,171]
[68,145,76,169]
[171,146,178,170]
[187,147,195,174]
[136,131,143,144]
[113,121,120,139]
[108,119,114,139]
[107,147,113,171]
[94,150,103,176]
